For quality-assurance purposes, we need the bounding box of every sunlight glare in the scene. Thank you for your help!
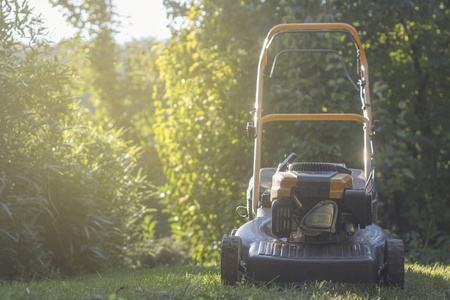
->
[30,0,171,43]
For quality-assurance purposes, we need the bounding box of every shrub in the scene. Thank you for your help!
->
[0,0,151,279]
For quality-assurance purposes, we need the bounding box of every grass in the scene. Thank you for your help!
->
[0,263,448,299]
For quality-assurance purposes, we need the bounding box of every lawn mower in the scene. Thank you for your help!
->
[221,23,404,287]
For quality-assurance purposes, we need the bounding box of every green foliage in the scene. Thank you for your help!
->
[0,0,151,279]
[0,263,449,299]
[51,1,161,152]
[50,0,125,129]
[331,0,450,263]
[153,23,250,261]
[52,2,166,229]
[52,0,168,234]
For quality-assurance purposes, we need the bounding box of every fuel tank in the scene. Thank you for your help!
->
[271,170,353,201]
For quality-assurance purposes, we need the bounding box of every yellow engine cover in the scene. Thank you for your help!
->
[270,170,353,201]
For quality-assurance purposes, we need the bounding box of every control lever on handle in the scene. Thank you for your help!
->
[276,153,298,172]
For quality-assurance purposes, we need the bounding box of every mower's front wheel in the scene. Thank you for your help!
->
[384,238,405,288]
[221,236,243,285]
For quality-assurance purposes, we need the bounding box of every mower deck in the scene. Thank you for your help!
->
[237,208,387,284]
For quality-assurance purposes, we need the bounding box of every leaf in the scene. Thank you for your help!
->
[84,226,90,239]
[0,229,19,243]
[1,203,13,220]
[402,168,415,180]
[90,248,107,260]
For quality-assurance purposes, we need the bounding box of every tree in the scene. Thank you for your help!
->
[332,0,450,262]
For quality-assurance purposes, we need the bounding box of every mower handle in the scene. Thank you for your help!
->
[264,23,366,64]
[251,23,374,217]
[256,23,371,115]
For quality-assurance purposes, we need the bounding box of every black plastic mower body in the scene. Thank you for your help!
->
[235,208,388,284]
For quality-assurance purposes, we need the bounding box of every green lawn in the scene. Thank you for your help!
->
[1,263,448,299]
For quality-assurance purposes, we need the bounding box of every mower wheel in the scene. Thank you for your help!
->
[384,238,405,287]
[221,235,243,285]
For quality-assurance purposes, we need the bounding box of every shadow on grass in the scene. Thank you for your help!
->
[192,263,449,300]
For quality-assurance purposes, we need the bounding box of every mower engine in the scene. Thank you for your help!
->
[268,153,373,243]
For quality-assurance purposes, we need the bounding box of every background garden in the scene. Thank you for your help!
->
[1,0,448,283]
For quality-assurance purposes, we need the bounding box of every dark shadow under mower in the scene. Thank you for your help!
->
[220,23,404,287]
